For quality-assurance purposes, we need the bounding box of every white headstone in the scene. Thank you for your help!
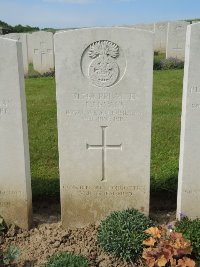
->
[27,33,33,64]
[166,21,189,60]
[154,22,168,52]
[3,33,29,76]
[55,27,154,228]
[177,22,200,219]
[0,38,32,229]
[32,31,54,74]
[132,23,155,32]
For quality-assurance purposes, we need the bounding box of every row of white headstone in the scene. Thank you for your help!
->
[132,21,197,59]
[2,31,55,76]
[1,20,197,78]
[0,22,200,230]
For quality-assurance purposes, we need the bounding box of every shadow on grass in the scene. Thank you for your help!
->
[151,175,178,193]
[31,177,60,201]
[150,175,178,212]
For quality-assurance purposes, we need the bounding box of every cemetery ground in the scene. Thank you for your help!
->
[1,67,184,266]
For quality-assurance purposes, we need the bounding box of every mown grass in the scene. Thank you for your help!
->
[25,69,184,198]
[25,77,59,198]
[151,69,183,192]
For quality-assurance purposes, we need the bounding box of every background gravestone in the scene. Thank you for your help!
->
[27,33,33,64]
[3,33,29,76]
[154,22,168,52]
[131,23,155,32]
[0,38,32,229]
[55,27,154,228]
[32,31,54,74]
[166,21,189,60]
[177,22,200,219]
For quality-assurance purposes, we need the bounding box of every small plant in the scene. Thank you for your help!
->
[45,252,89,267]
[154,57,162,70]
[28,63,55,78]
[160,57,184,70]
[153,52,165,70]
[176,217,200,260]
[153,56,184,70]
[41,70,55,78]
[97,208,154,262]
[142,226,196,267]
[0,246,20,266]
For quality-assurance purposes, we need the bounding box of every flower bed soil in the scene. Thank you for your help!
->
[1,192,176,267]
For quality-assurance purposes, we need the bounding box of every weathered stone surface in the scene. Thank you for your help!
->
[27,33,33,64]
[154,22,168,52]
[166,21,189,60]
[3,33,29,76]
[177,22,200,219]
[132,23,155,32]
[55,27,154,228]
[32,31,54,74]
[0,38,32,229]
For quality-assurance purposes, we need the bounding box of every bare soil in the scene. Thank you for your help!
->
[1,192,176,267]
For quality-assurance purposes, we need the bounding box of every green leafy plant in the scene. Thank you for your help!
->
[176,217,200,260]
[97,208,154,262]
[154,57,162,70]
[45,252,89,267]
[142,226,195,267]
[153,56,184,70]
[160,57,184,70]
[153,52,165,70]
[0,246,20,265]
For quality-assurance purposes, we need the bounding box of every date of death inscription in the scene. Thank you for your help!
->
[65,92,145,122]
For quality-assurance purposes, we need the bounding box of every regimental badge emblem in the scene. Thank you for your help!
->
[88,41,120,87]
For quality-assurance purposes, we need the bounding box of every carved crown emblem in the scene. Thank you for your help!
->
[89,41,119,59]
[88,40,120,87]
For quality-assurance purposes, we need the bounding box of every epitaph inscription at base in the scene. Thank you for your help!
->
[55,28,154,227]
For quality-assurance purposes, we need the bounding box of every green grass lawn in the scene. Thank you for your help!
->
[25,69,184,198]
[25,77,59,198]
[151,69,183,192]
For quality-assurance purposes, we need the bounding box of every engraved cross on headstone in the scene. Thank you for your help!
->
[173,26,183,50]
[34,42,53,65]
[86,126,122,182]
